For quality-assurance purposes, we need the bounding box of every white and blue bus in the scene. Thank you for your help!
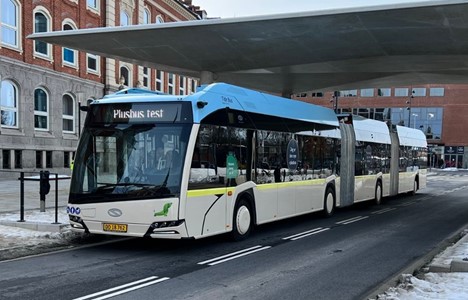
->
[67,83,427,240]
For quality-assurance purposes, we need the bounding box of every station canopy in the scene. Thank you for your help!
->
[29,0,468,95]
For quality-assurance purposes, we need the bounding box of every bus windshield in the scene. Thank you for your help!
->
[69,122,191,204]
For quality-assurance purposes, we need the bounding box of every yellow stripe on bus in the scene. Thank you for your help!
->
[187,179,327,196]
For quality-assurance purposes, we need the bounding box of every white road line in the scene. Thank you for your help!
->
[198,245,263,265]
[336,216,368,225]
[283,227,326,240]
[73,276,169,300]
[201,246,271,266]
[92,277,170,300]
[397,201,417,207]
[372,208,397,215]
[289,228,330,241]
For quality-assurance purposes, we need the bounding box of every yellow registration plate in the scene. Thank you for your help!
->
[103,223,128,233]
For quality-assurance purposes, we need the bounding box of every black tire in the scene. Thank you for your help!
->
[375,181,383,205]
[409,179,418,196]
[231,198,253,241]
[323,187,335,217]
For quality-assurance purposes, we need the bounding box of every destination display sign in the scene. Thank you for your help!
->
[90,102,193,124]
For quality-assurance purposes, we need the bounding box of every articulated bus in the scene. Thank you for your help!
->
[67,83,427,240]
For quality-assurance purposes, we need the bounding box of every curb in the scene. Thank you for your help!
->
[428,231,468,273]
[0,220,70,233]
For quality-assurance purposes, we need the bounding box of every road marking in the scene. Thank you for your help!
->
[283,227,330,241]
[372,208,397,215]
[336,216,369,225]
[397,201,417,207]
[198,245,271,266]
[73,276,170,300]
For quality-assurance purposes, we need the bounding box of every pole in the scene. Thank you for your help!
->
[18,172,25,222]
[53,173,60,224]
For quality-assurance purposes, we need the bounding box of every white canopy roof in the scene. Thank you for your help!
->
[29,0,468,94]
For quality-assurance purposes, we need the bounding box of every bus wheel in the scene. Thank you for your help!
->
[374,181,383,205]
[231,199,253,241]
[323,187,335,217]
[410,180,418,196]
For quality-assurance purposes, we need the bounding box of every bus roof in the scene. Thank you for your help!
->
[353,116,392,144]
[93,83,340,131]
[396,125,428,147]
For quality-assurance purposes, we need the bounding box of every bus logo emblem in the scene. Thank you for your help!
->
[108,208,123,217]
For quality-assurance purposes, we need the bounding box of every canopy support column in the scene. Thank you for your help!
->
[200,71,215,85]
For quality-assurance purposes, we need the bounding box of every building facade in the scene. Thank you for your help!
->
[293,84,468,169]
[0,0,202,178]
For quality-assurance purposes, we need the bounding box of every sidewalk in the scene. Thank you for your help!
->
[0,176,70,232]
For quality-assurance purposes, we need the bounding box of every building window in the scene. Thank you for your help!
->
[179,76,185,95]
[119,66,130,88]
[2,150,10,169]
[412,87,426,97]
[1,80,18,127]
[62,22,77,67]
[87,53,99,74]
[143,8,150,24]
[340,90,357,97]
[1,0,19,48]
[191,79,197,94]
[63,94,75,133]
[87,0,98,10]
[311,92,323,97]
[395,88,409,97]
[156,15,164,23]
[120,11,129,26]
[34,11,51,57]
[429,87,444,97]
[360,88,374,97]
[377,88,391,97]
[142,67,150,88]
[156,70,164,92]
[14,150,21,168]
[36,151,42,168]
[168,73,175,94]
[34,88,49,130]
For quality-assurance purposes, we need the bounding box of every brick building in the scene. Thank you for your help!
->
[293,84,468,169]
[0,0,203,178]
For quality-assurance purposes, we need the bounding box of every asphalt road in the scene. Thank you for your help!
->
[1,171,468,300]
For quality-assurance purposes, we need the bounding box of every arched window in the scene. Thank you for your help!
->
[120,11,130,26]
[119,66,131,88]
[62,21,77,66]
[1,0,19,48]
[1,80,18,127]
[156,15,164,24]
[62,94,75,133]
[143,8,150,24]
[34,9,51,57]
[34,88,49,130]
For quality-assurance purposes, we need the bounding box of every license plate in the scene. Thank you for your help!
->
[103,223,128,233]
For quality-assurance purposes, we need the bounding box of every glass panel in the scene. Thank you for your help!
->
[1,110,16,126]
[34,89,47,112]
[63,119,74,131]
[35,115,48,129]
[63,95,74,115]
[1,80,16,107]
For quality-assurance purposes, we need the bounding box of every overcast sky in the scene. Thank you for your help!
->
[193,0,436,18]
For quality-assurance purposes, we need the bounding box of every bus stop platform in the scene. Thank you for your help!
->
[0,177,70,233]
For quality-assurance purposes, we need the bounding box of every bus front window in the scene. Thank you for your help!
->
[69,123,191,204]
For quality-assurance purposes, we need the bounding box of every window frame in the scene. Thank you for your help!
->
[156,70,165,92]
[34,87,49,131]
[62,20,78,68]
[1,0,20,49]
[0,79,19,128]
[33,8,52,59]
[62,93,75,134]
[86,53,100,75]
